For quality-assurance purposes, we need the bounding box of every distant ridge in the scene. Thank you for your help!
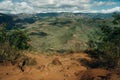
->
[0,12,117,29]
[0,12,116,19]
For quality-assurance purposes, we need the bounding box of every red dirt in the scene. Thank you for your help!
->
[0,53,120,80]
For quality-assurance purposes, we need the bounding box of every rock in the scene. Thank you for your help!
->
[51,58,62,65]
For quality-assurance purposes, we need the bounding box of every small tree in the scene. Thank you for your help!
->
[0,24,8,43]
[112,13,120,25]
[0,24,30,63]
[9,29,30,50]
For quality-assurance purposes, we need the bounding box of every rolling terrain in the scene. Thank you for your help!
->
[2,12,111,53]
[0,12,120,80]
[0,52,119,80]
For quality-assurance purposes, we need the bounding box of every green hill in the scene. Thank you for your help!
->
[22,17,103,53]
[0,12,114,53]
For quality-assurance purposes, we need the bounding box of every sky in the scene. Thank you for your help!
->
[0,0,120,14]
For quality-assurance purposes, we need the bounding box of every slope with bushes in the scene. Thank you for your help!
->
[23,17,101,53]
[86,13,120,70]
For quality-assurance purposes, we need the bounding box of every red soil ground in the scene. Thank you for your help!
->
[0,53,119,80]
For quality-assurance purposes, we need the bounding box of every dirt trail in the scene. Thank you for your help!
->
[0,53,91,80]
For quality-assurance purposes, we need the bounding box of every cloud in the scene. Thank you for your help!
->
[101,7,120,13]
[0,0,34,14]
[0,0,13,10]
[27,0,91,10]
[13,2,33,13]
[0,0,119,14]
[0,0,92,13]
[93,1,117,6]
[88,7,120,13]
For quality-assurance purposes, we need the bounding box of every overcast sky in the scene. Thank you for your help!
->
[0,0,120,14]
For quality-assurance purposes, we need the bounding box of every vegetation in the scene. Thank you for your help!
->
[25,17,99,53]
[0,24,30,63]
[0,12,119,70]
[1,12,120,80]
[0,41,21,63]
[9,29,30,50]
[86,13,120,69]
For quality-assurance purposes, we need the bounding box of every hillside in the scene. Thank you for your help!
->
[0,12,114,53]
[0,12,120,80]
[24,17,100,53]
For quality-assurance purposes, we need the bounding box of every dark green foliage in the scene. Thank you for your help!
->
[0,24,30,63]
[112,13,120,25]
[0,24,30,50]
[0,24,8,43]
[87,13,120,69]
[100,27,120,69]
[9,30,30,50]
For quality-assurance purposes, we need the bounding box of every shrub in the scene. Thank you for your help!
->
[0,24,30,50]
[86,13,120,69]
[9,29,30,50]
[0,24,30,64]
[0,24,8,43]
[0,42,21,63]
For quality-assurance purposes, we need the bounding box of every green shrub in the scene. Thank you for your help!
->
[0,24,30,50]
[0,24,30,63]
[0,24,8,43]
[112,13,120,25]
[0,42,21,63]
[9,29,30,50]
[87,13,120,69]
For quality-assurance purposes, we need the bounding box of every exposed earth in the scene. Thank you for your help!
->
[0,53,120,80]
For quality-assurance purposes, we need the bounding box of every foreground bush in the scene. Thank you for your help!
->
[9,29,30,50]
[0,42,21,63]
[0,24,30,63]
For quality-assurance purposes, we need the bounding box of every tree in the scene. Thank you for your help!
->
[0,24,30,63]
[9,29,30,50]
[0,24,30,50]
[0,24,8,43]
[112,13,120,25]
